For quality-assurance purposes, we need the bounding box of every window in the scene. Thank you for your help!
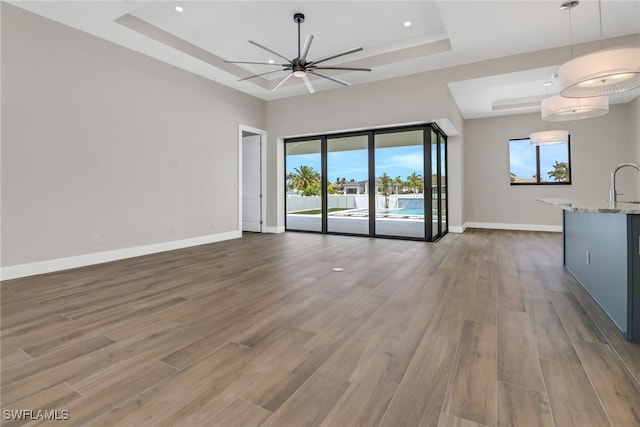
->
[509,137,571,185]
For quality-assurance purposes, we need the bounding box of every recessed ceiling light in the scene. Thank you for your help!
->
[268,59,275,64]
[542,81,553,87]
[404,21,412,27]
[175,6,184,13]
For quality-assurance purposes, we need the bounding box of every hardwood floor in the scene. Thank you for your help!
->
[1,229,639,426]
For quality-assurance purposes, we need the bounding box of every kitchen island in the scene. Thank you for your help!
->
[538,198,640,342]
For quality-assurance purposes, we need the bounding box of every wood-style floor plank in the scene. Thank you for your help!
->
[443,320,497,426]
[378,333,458,427]
[540,357,612,427]
[549,290,608,344]
[496,381,553,427]
[1,230,638,427]
[320,350,409,427]
[263,372,350,427]
[437,412,488,427]
[205,398,271,427]
[497,309,545,391]
[574,340,640,426]
[87,341,255,426]
[525,298,581,364]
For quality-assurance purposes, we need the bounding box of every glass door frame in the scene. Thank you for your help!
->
[429,127,448,240]
[372,126,428,240]
[284,123,448,242]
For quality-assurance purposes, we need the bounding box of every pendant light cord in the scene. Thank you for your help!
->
[598,0,604,49]
[569,7,574,58]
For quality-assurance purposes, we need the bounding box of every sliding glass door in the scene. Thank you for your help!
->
[284,124,447,241]
[374,130,425,239]
[327,134,370,235]
[439,132,448,236]
[431,130,440,240]
[428,129,448,239]
[285,138,322,232]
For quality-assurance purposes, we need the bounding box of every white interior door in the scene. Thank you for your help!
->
[242,134,262,232]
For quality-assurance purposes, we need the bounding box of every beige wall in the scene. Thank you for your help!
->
[1,4,266,267]
[464,103,638,229]
[631,97,640,164]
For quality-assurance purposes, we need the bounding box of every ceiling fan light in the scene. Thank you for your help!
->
[530,130,569,146]
[293,70,306,78]
[558,47,640,97]
[541,94,609,121]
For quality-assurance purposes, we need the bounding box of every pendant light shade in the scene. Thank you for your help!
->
[558,46,640,98]
[541,94,609,121]
[530,130,569,146]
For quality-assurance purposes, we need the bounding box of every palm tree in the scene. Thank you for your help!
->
[286,172,297,191]
[392,176,404,207]
[393,176,404,194]
[378,173,393,208]
[288,166,320,194]
[547,161,569,182]
[406,172,424,194]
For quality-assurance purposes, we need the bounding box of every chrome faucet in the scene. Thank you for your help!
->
[609,163,640,207]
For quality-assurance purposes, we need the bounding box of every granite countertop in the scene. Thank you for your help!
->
[537,198,640,214]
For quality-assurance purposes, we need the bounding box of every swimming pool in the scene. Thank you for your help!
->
[332,208,427,217]
[377,208,425,216]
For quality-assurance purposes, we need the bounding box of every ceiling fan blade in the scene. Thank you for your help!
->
[311,66,372,72]
[302,74,316,94]
[272,73,293,92]
[225,60,289,66]
[299,35,314,63]
[308,47,363,66]
[308,70,350,86]
[239,69,288,82]
[248,40,292,64]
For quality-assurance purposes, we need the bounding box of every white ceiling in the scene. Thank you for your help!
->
[9,0,640,119]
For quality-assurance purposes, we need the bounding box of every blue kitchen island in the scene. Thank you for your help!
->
[539,198,640,343]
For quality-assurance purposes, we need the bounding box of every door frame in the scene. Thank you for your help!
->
[238,125,267,233]
[283,123,448,241]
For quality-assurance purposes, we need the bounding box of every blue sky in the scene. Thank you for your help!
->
[286,145,429,183]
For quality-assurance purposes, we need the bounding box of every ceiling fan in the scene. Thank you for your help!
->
[225,13,372,94]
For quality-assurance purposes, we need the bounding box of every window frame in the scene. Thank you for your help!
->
[509,136,572,186]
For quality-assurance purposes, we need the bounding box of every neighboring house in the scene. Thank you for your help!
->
[343,180,368,195]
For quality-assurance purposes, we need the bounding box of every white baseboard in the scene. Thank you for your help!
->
[448,225,465,233]
[0,231,241,281]
[264,226,285,233]
[463,222,562,232]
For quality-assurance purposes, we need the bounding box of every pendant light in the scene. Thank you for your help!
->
[542,1,610,120]
[530,129,569,146]
[558,0,640,98]
[541,94,608,121]
[532,80,570,146]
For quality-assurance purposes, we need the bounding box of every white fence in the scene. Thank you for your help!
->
[287,194,424,212]
[286,195,359,212]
